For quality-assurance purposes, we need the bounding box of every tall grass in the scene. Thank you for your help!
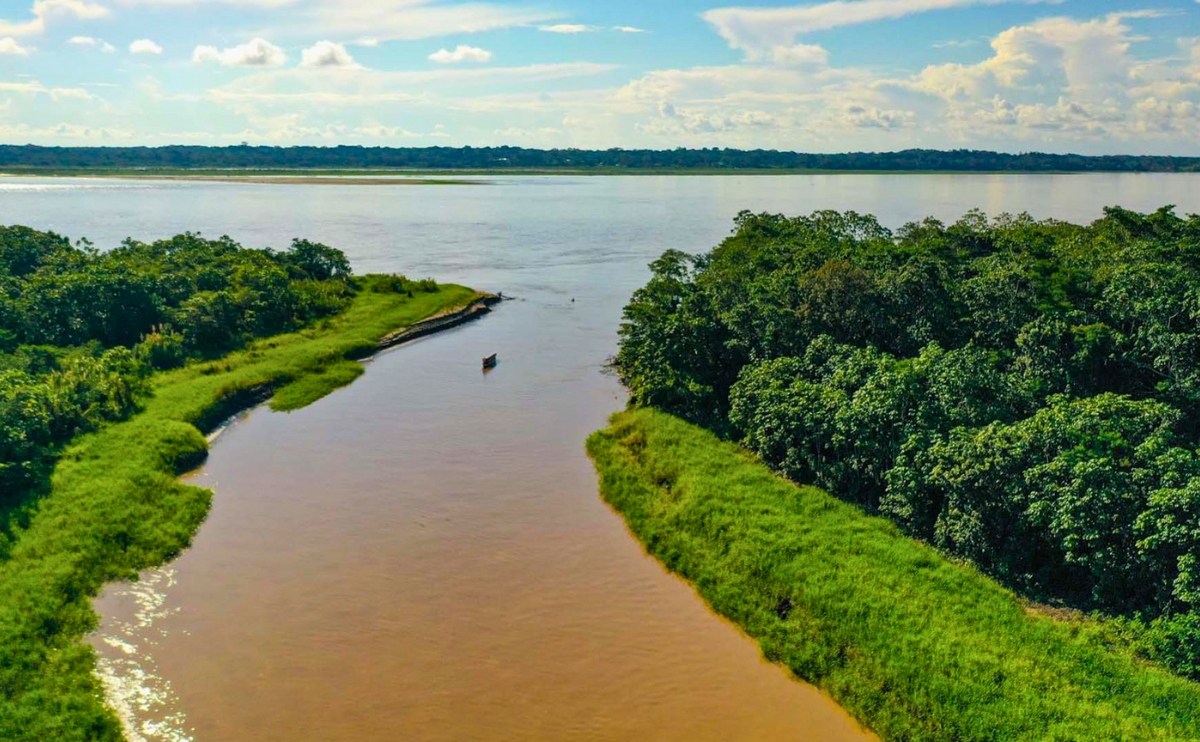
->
[587,408,1200,742]
[0,283,480,742]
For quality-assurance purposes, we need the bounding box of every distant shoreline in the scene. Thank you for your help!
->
[0,170,486,185]
[3,167,1198,181]
[2,145,1197,175]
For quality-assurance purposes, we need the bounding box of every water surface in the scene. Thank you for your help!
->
[4,173,1198,741]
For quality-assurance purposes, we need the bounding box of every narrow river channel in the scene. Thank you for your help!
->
[92,293,875,741]
[5,173,1195,741]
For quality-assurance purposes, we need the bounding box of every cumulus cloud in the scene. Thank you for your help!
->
[703,0,1063,60]
[300,40,358,68]
[0,0,110,37]
[69,35,115,52]
[0,37,31,55]
[428,44,492,63]
[595,7,1200,149]
[193,38,286,67]
[896,12,1155,103]
[771,43,829,67]
[130,39,163,55]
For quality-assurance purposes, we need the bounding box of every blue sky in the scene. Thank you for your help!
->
[1,0,1199,153]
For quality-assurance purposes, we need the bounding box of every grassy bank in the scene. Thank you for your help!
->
[0,282,481,742]
[587,408,1200,742]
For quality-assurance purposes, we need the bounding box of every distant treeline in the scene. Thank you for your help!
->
[2,145,1200,172]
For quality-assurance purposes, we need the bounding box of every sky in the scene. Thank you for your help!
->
[0,0,1199,153]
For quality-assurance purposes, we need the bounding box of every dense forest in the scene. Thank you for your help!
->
[616,206,1200,679]
[1,145,1199,172]
[0,226,389,524]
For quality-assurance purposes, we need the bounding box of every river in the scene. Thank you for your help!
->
[3,173,1199,741]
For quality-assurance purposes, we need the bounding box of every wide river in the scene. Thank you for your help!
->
[4,173,1200,742]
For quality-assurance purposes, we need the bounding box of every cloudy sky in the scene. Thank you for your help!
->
[1,0,1199,153]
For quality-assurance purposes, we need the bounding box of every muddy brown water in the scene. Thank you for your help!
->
[5,173,1197,741]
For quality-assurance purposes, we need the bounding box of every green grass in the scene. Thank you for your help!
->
[587,408,1200,742]
[0,282,480,742]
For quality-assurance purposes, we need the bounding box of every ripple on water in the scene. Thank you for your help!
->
[91,568,195,742]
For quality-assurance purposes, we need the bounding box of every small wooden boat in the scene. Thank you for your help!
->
[482,353,498,369]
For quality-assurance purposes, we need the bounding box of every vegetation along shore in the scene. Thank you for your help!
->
[0,171,487,186]
[0,226,487,740]
[594,205,1200,739]
[588,409,1200,742]
[1,145,1199,173]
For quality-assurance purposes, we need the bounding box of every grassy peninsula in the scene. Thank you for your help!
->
[0,281,482,741]
[601,206,1200,737]
[0,225,485,740]
[588,408,1200,741]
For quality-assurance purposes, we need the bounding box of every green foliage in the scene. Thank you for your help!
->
[269,359,364,412]
[0,227,355,358]
[589,409,1200,742]
[616,206,1200,681]
[0,281,478,741]
[3,144,1200,172]
[283,239,351,282]
[0,347,145,506]
[134,328,187,371]
[359,273,439,296]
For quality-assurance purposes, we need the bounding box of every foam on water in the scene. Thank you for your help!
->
[92,568,195,742]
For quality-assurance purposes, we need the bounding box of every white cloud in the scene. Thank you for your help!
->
[539,24,597,34]
[772,43,829,67]
[68,35,115,52]
[839,103,915,128]
[0,79,92,100]
[0,0,110,37]
[300,40,357,68]
[703,0,1063,59]
[934,38,979,48]
[0,122,134,141]
[494,126,562,138]
[898,13,1153,103]
[204,62,618,110]
[0,37,31,55]
[351,124,423,138]
[193,38,286,67]
[586,7,1200,150]
[428,44,492,63]
[614,26,645,33]
[115,0,294,5]
[130,39,164,55]
[306,0,557,43]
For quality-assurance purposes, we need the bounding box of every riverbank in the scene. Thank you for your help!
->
[0,170,485,185]
[0,281,487,742]
[587,408,1200,742]
[0,167,1130,179]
